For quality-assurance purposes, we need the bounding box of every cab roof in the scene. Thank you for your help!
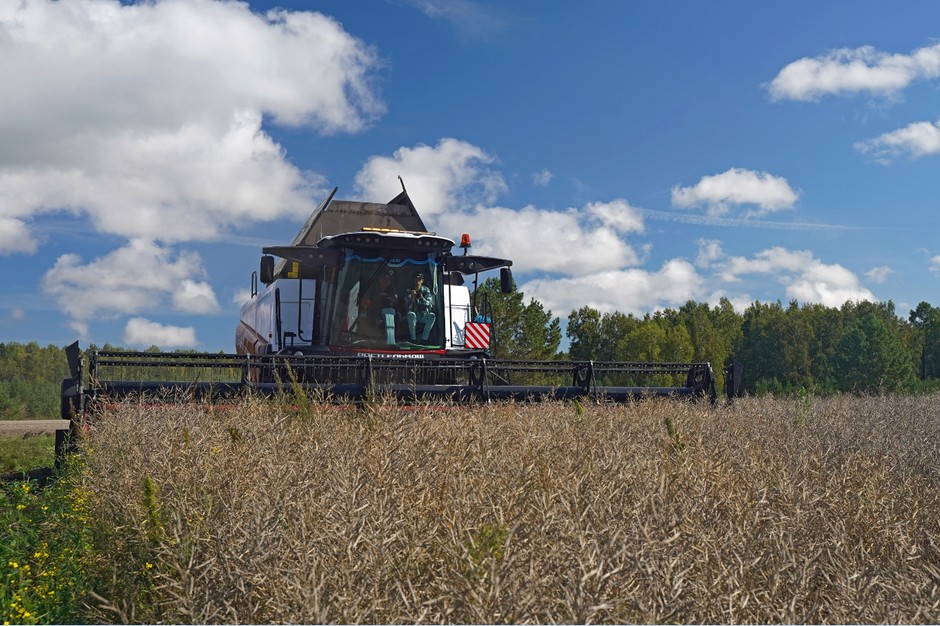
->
[273,186,438,279]
[289,187,429,246]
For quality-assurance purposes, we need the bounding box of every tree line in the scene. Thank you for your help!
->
[480,279,940,395]
[2,286,939,418]
[0,341,147,419]
[0,342,71,419]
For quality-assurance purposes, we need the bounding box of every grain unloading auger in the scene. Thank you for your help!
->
[59,185,742,445]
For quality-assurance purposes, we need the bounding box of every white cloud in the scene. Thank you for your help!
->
[532,169,553,186]
[0,218,38,255]
[696,239,724,269]
[354,139,645,277]
[720,247,875,307]
[42,239,217,320]
[705,292,754,314]
[353,138,507,216]
[855,119,940,162]
[437,203,644,276]
[585,200,644,234]
[9,308,25,321]
[0,0,383,252]
[69,320,90,341]
[767,43,940,101]
[720,247,813,282]
[124,317,197,348]
[172,279,220,314]
[521,259,702,316]
[672,168,800,217]
[865,265,894,284]
[232,289,254,308]
[929,255,940,275]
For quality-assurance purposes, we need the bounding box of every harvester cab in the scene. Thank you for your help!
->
[236,187,513,361]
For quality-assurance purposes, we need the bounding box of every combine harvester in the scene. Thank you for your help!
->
[59,184,741,439]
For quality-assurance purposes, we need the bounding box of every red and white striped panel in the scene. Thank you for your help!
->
[464,322,491,349]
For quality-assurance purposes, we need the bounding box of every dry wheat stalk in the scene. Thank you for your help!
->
[78,394,940,623]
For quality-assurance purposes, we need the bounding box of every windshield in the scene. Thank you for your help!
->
[329,251,443,349]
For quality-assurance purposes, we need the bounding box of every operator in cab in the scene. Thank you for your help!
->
[405,271,436,343]
[362,268,399,344]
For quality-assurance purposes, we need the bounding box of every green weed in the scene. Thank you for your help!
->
[0,435,55,476]
[0,459,96,624]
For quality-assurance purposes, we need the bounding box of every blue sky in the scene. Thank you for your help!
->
[3,0,940,351]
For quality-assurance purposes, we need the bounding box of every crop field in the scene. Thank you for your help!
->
[28,392,928,624]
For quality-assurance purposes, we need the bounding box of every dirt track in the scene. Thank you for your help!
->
[0,420,70,436]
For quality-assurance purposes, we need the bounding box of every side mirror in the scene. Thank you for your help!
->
[260,255,275,284]
[500,267,513,294]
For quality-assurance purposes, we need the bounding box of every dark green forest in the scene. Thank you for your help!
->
[0,342,71,419]
[0,342,144,420]
[564,298,936,395]
[3,287,940,418]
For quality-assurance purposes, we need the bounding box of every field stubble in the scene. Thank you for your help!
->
[80,394,940,623]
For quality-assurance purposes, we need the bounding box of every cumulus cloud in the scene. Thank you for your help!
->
[0,0,383,252]
[672,168,800,217]
[124,317,198,348]
[720,247,875,307]
[855,119,940,162]
[172,279,220,314]
[42,239,218,321]
[69,321,90,341]
[865,265,894,284]
[353,138,507,216]
[929,255,940,275]
[532,169,553,186]
[0,218,38,255]
[767,43,940,101]
[585,200,644,234]
[353,139,645,277]
[521,259,703,316]
[696,239,724,269]
[436,202,645,276]
[232,288,254,308]
[706,292,754,314]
